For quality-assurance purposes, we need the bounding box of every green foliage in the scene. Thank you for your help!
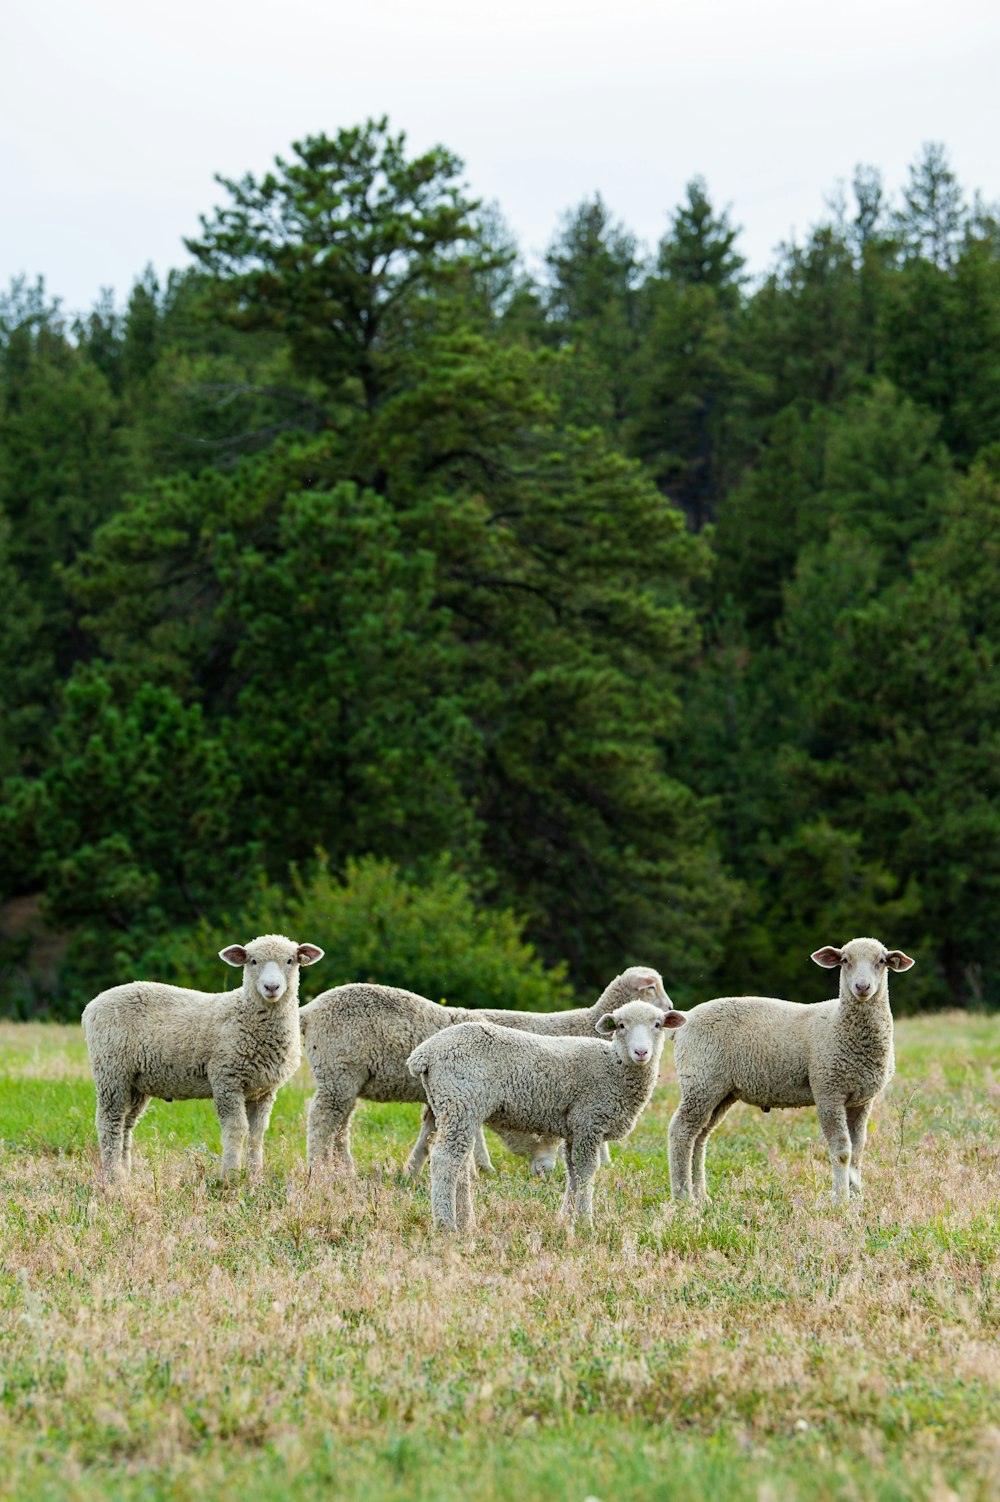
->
[787,532,1000,1006]
[59,417,730,994]
[626,180,754,527]
[894,142,967,268]
[0,280,129,662]
[0,669,244,1008]
[226,478,483,869]
[140,854,572,1013]
[4,125,1000,1013]
[0,509,51,777]
[542,196,642,434]
[658,177,745,293]
[714,382,952,636]
[722,819,931,1009]
[186,118,503,414]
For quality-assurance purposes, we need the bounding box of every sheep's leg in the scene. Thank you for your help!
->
[560,1135,577,1216]
[404,1104,436,1178]
[306,1079,362,1172]
[817,1101,852,1204]
[213,1089,249,1179]
[570,1136,603,1225]
[846,1100,874,1194]
[246,1091,277,1178]
[692,1095,736,1202]
[428,1116,477,1232]
[668,1095,713,1200]
[121,1092,149,1178]
[473,1128,495,1175]
[406,1108,493,1179]
[599,1141,612,1168]
[455,1149,477,1233]
[94,1083,130,1183]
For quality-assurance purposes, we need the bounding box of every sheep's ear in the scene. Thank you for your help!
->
[296,944,325,966]
[886,950,914,972]
[219,945,248,967]
[661,1009,686,1030]
[811,946,843,968]
[595,1014,617,1036]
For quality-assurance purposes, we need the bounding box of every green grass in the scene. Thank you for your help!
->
[1,1012,998,1501]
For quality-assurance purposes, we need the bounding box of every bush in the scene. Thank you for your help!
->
[135,854,574,1014]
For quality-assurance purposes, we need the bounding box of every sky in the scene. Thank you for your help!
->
[4,0,1000,315]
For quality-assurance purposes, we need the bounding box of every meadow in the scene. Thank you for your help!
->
[0,1013,998,1502]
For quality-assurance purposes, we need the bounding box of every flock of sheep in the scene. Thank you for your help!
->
[80,934,914,1230]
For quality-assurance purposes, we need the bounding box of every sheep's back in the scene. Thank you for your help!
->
[470,1004,590,1035]
[674,996,838,1109]
[414,1023,604,1136]
[299,983,454,1102]
[82,983,243,1100]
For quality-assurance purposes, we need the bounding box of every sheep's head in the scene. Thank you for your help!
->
[607,965,673,1009]
[219,933,324,1002]
[811,936,914,1001]
[596,999,685,1064]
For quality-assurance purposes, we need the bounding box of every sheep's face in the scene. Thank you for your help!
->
[219,934,325,1001]
[811,937,914,1000]
[596,999,685,1064]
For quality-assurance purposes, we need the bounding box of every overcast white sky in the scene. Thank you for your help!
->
[4,0,999,315]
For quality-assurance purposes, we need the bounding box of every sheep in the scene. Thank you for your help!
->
[407,998,686,1231]
[668,936,915,1205]
[298,965,671,1176]
[81,933,324,1183]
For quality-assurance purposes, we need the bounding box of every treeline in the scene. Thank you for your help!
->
[2,122,999,1016]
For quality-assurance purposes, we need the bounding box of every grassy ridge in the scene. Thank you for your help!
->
[1,1015,998,1501]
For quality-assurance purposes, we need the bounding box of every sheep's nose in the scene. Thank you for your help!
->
[263,982,280,997]
[854,981,871,997]
[633,1047,649,1061]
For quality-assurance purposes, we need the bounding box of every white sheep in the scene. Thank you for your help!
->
[81,933,324,1183]
[668,936,915,1204]
[407,998,686,1231]
[298,966,671,1176]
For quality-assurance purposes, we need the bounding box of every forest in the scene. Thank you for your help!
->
[2,121,998,1017]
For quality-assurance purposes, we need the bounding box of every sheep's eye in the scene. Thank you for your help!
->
[249,958,257,966]
[286,956,294,965]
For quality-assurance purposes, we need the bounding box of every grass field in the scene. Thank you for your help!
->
[1,1012,998,1502]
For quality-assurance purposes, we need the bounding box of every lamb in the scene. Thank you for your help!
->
[81,933,324,1183]
[668,936,915,1204]
[407,998,686,1231]
[298,966,672,1175]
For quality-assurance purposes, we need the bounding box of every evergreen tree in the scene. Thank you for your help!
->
[0,278,127,670]
[658,177,744,297]
[186,118,502,425]
[542,196,643,433]
[628,180,751,528]
[0,509,52,777]
[0,669,244,1001]
[895,142,966,268]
